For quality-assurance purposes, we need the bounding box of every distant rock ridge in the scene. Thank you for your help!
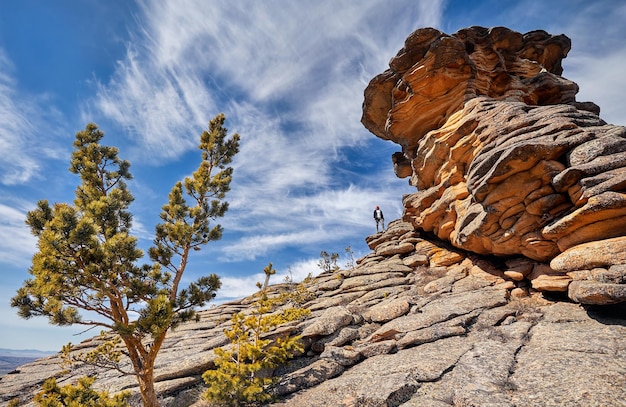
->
[0,349,55,376]
[1,26,625,406]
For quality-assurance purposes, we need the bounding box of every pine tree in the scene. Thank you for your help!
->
[34,376,130,407]
[203,265,312,406]
[317,250,340,273]
[259,262,277,290]
[12,114,240,406]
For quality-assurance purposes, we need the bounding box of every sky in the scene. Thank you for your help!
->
[0,0,624,351]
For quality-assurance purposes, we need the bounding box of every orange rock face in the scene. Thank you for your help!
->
[362,26,626,269]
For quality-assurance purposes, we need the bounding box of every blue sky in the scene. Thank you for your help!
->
[1,0,624,351]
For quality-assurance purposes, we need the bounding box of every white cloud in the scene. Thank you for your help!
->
[279,257,321,282]
[215,256,321,301]
[0,201,37,266]
[554,2,626,126]
[220,230,326,262]
[567,51,626,126]
[0,50,68,186]
[137,1,378,102]
[216,273,262,301]
[227,102,332,194]
[220,176,408,261]
[0,52,41,185]
[93,47,213,161]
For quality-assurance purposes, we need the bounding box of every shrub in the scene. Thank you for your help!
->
[34,376,130,407]
[203,267,311,406]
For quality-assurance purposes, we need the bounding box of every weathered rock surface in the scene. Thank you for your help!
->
[2,25,625,407]
[2,220,625,406]
[362,25,626,305]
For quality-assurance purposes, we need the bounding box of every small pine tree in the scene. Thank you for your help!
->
[203,265,311,406]
[12,114,239,406]
[260,262,277,290]
[34,376,130,407]
[317,250,340,273]
[344,246,355,269]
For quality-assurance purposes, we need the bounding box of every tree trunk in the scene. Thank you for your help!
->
[122,334,161,407]
[138,368,159,407]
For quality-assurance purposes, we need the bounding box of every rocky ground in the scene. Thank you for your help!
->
[1,220,624,406]
[2,25,626,407]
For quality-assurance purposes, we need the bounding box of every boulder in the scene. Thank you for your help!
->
[551,236,626,271]
[568,280,626,305]
[362,26,626,267]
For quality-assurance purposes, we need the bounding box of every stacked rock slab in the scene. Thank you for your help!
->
[362,26,626,305]
[2,221,624,406]
[1,26,625,407]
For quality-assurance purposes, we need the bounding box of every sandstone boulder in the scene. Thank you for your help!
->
[362,26,626,304]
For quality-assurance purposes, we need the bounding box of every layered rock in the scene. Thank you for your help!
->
[362,26,626,304]
[2,25,626,407]
[2,221,624,406]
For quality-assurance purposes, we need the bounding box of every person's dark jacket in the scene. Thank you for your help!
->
[374,209,384,221]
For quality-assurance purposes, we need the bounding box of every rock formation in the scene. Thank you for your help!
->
[362,26,626,305]
[1,26,625,407]
[1,220,625,406]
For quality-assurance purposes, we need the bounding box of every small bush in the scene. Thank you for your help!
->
[203,268,311,406]
[317,251,340,273]
[34,376,130,407]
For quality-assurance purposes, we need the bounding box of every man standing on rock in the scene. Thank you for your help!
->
[374,205,384,232]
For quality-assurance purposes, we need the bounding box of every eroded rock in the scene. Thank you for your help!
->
[2,224,625,406]
[362,25,626,305]
[3,25,625,407]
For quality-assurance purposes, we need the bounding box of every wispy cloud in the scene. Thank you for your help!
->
[0,52,40,185]
[552,2,626,125]
[220,177,406,260]
[92,0,446,162]
[0,200,36,267]
[567,51,626,125]
[90,0,441,261]
[216,256,321,301]
[0,50,68,186]
[93,46,214,160]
